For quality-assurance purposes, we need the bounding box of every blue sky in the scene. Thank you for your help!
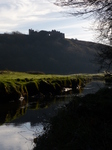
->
[0,0,96,42]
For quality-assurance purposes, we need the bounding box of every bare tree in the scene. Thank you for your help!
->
[95,45,112,71]
[55,0,112,44]
[54,0,112,71]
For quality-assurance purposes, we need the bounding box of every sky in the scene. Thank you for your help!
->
[0,122,44,150]
[0,0,97,42]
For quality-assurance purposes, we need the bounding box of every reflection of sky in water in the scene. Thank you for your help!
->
[0,122,44,150]
[0,81,108,150]
[0,97,72,150]
[79,80,106,96]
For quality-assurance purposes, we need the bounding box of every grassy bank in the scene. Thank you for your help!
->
[33,88,112,150]
[0,71,104,102]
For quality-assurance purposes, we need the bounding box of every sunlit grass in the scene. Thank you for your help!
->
[0,71,104,102]
[0,71,104,81]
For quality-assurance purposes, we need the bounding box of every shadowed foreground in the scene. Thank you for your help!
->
[33,88,112,150]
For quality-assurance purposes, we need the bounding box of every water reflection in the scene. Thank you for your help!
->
[0,80,108,150]
[79,80,106,96]
[0,96,73,150]
[0,122,43,150]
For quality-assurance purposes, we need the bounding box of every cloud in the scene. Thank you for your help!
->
[0,123,44,150]
[0,0,63,20]
[0,0,65,32]
[0,0,95,41]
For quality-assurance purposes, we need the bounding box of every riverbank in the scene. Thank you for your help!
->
[0,71,103,103]
[33,87,112,150]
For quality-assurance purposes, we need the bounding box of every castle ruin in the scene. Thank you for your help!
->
[29,29,65,39]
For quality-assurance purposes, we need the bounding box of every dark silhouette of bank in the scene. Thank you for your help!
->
[0,29,108,74]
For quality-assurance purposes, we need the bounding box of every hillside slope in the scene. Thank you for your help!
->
[0,32,106,74]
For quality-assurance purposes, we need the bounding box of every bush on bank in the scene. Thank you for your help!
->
[33,88,112,150]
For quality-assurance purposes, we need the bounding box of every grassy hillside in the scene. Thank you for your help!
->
[0,31,107,74]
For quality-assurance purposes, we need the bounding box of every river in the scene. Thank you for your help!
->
[0,80,110,150]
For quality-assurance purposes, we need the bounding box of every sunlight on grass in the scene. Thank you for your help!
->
[0,71,104,103]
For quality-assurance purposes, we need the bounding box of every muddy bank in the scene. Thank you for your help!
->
[0,77,90,103]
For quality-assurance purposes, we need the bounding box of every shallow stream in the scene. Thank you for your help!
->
[0,80,110,150]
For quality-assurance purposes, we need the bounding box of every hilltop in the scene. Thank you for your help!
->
[0,29,107,74]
